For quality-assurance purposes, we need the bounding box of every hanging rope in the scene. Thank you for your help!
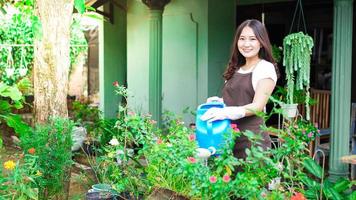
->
[289,0,307,34]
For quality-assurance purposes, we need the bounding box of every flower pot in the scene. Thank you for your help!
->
[86,191,114,200]
[87,184,121,200]
[281,103,298,118]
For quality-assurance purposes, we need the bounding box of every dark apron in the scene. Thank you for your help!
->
[222,71,271,159]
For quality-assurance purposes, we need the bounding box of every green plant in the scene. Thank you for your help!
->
[272,85,316,107]
[20,117,74,199]
[0,1,88,85]
[283,32,314,120]
[272,44,282,63]
[0,156,39,199]
[0,78,32,147]
[90,81,354,200]
[302,157,356,199]
[86,82,156,198]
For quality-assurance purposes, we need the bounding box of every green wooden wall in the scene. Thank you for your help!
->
[99,0,127,118]
[126,0,235,123]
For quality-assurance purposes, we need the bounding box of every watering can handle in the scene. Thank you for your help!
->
[208,147,216,155]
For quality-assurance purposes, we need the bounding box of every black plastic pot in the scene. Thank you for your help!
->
[86,191,114,200]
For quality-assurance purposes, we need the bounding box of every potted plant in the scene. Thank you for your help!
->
[282,32,314,119]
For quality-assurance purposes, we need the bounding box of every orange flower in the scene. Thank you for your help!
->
[291,192,306,200]
[28,147,36,155]
[156,138,163,145]
[3,160,16,170]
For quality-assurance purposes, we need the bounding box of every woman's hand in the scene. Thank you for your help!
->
[200,106,245,122]
[206,96,223,103]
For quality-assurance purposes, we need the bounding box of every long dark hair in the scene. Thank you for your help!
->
[223,19,279,80]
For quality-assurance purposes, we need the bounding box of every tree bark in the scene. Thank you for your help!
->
[33,1,74,199]
[34,0,74,124]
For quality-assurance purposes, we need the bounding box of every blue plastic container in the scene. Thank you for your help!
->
[195,102,232,154]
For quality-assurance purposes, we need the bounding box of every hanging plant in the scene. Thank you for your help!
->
[283,32,314,120]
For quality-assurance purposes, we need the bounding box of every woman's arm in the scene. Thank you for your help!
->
[242,78,276,116]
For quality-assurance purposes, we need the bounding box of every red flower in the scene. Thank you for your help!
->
[112,81,119,87]
[187,157,197,164]
[188,134,196,141]
[149,120,157,124]
[222,174,231,183]
[230,124,240,132]
[209,176,217,183]
[28,148,36,155]
[291,192,306,200]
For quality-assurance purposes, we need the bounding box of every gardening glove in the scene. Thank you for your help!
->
[206,96,224,103]
[200,106,246,122]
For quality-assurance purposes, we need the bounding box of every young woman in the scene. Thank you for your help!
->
[201,19,279,159]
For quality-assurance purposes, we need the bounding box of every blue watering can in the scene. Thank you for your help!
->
[195,102,232,155]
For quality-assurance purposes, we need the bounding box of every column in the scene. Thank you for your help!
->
[329,0,354,182]
[142,0,170,127]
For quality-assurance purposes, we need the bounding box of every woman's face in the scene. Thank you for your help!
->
[237,26,261,59]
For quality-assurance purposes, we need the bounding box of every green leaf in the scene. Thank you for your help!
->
[74,0,86,14]
[0,100,11,112]
[13,100,24,109]
[301,175,320,188]
[303,157,323,179]
[347,191,356,200]
[333,177,350,193]
[3,114,31,138]
[304,189,319,199]
[0,84,22,101]
[323,179,343,200]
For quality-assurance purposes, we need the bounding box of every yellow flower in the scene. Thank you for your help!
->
[3,160,16,170]
[36,170,42,176]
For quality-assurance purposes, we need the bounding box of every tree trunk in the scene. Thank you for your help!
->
[33,1,74,199]
[33,0,74,124]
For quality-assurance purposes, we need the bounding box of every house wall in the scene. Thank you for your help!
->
[99,0,127,118]
[352,1,356,103]
[208,0,236,97]
[127,0,235,123]
[127,1,150,114]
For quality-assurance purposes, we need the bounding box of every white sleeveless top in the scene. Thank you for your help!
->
[237,59,277,91]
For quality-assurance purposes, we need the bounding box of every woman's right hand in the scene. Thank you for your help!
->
[206,96,223,103]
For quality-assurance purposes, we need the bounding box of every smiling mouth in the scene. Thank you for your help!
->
[242,49,253,52]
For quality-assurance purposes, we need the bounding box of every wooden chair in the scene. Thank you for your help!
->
[299,88,331,157]
[299,88,331,129]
